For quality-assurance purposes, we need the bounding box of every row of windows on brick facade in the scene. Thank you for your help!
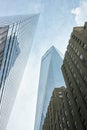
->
[61,94,78,130]
[68,52,87,104]
[63,63,83,109]
[66,66,87,118]
[71,34,87,50]
[66,92,76,118]
[65,54,81,86]
[65,54,87,106]
[63,66,87,130]
[77,104,87,129]
[63,61,87,129]
[64,56,80,88]
[51,95,70,130]
[67,46,87,84]
[69,42,87,66]
[74,95,87,129]
[55,70,74,128]
[56,101,67,130]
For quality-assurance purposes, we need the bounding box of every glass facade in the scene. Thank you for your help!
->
[34,46,65,130]
[0,14,39,130]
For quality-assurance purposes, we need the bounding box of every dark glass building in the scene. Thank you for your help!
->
[0,14,39,130]
[42,22,87,130]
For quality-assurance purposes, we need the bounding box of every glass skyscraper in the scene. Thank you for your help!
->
[0,14,39,130]
[34,46,65,130]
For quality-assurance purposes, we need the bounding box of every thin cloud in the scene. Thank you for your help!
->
[71,1,87,25]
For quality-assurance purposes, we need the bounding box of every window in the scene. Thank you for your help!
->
[78,107,81,113]
[55,123,57,130]
[71,110,74,116]
[74,73,76,78]
[75,97,78,104]
[83,58,87,64]
[80,69,83,75]
[76,79,79,84]
[77,64,79,69]
[71,44,73,48]
[64,128,66,130]
[83,43,87,49]
[84,76,87,82]
[59,95,63,98]
[74,60,77,64]
[69,81,72,86]
[80,54,83,60]
[79,39,82,44]
[77,38,79,43]
[71,54,72,58]
[70,43,71,46]
[65,111,67,116]
[73,46,75,50]
[83,120,87,129]
[67,121,70,127]
[59,92,62,94]
[80,87,83,93]
[66,93,69,98]
[75,121,77,129]
[71,68,73,72]
[84,96,87,104]
[69,100,71,106]
[72,89,75,95]
[75,48,77,53]
[72,57,74,61]
[60,123,62,129]
[63,117,65,122]
[77,51,79,56]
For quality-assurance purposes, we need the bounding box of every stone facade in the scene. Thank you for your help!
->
[42,22,87,130]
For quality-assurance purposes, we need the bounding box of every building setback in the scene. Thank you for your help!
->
[0,14,39,130]
[42,22,87,130]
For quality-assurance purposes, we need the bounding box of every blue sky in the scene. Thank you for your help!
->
[0,0,87,130]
